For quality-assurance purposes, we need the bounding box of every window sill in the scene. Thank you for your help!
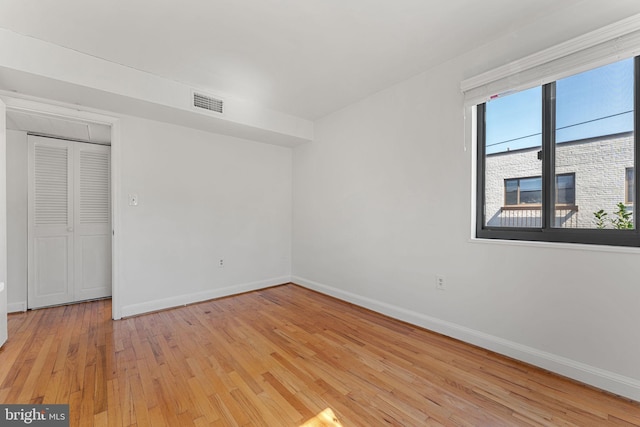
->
[468,235,640,254]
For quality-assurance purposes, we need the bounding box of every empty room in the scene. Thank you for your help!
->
[2,0,640,425]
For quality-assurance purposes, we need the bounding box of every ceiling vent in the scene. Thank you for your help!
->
[192,91,224,115]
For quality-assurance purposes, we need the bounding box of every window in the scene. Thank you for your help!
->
[504,176,542,206]
[555,174,576,206]
[626,168,634,204]
[504,174,575,206]
[477,57,640,246]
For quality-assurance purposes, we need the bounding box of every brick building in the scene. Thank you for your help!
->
[485,132,634,228]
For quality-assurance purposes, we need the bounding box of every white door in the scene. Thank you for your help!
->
[0,99,8,347]
[74,142,111,301]
[28,137,75,308]
[28,135,111,309]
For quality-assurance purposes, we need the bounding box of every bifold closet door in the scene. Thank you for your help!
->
[74,142,111,301]
[28,137,74,308]
[28,135,111,309]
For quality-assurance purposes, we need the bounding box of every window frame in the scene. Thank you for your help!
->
[476,56,640,247]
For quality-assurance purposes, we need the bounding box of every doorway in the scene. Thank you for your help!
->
[27,134,111,308]
[6,107,113,310]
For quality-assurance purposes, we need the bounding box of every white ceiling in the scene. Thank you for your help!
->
[2,0,640,120]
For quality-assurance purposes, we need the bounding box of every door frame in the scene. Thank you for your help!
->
[0,97,7,347]
[2,93,122,320]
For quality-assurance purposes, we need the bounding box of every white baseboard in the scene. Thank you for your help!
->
[7,301,27,313]
[292,275,640,402]
[120,276,291,318]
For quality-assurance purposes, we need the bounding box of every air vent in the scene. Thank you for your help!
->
[192,91,224,114]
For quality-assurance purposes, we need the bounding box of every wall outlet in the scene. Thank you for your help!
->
[435,275,446,290]
[128,193,138,206]
[218,259,224,268]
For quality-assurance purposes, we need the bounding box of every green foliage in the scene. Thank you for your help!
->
[593,203,634,229]
[593,209,608,229]
[611,202,633,229]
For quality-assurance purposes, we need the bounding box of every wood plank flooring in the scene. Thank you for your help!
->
[1,283,639,426]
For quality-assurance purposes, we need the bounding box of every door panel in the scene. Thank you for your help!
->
[76,235,111,299]
[28,136,74,308]
[74,143,111,300]
[33,236,71,304]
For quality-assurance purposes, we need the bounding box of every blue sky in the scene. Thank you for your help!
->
[485,58,634,155]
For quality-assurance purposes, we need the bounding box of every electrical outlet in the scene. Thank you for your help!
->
[435,275,446,290]
[218,259,224,268]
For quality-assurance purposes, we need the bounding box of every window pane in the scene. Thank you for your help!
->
[627,168,634,204]
[484,87,542,228]
[556,174,575,205]
[519,177,542,204]
[504,179,518,205]
[554,58,634,229]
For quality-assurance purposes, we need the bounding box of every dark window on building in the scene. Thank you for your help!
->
[555,174,576,205]
[504,174,574,206]
[504,177,541,205]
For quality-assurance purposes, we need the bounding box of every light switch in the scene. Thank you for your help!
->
[128,194,139,206]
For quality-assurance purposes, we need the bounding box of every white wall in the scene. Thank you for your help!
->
[292,33,640,399]
[5,115,292,317]
[6,129,27,312]
[118,116,292,316]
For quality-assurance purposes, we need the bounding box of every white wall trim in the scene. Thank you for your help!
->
[110,120,122,320]
[292,275,640,402]
[7,301,26,313]
[120,276,292,318]
[1,94,119,127]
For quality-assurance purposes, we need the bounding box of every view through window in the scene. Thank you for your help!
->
[478,57,638,245]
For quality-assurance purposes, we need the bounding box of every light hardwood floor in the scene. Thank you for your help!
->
[1,284,639,426]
